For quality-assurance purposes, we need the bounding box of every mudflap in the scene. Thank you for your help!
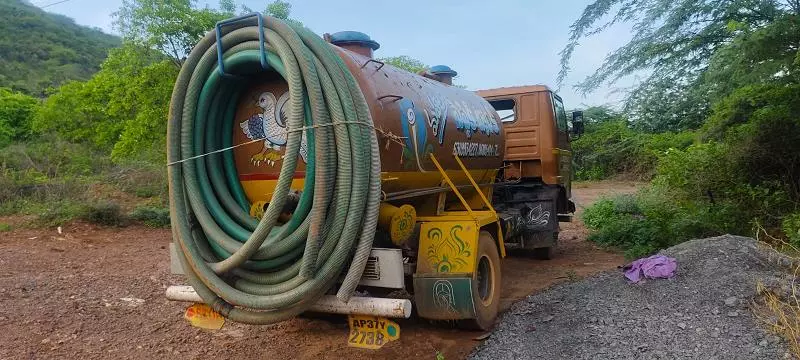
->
[413,274,476,321]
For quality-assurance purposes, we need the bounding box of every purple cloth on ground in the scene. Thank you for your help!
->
[623,255,677,283]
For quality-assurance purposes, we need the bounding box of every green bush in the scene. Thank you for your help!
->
[0,138,167,226]
[0,87,39,147]
[35,201,89,227]
[106,161,167,200]
[782,213,800,247]
[130,205,170,227]
[82,201,127,226]
[584,132,795,258]
[572,119,696,180]
[583,188,734,258]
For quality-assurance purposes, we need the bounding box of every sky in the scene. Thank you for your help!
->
[34,0,635,108]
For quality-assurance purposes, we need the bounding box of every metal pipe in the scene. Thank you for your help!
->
[166,285,412,319]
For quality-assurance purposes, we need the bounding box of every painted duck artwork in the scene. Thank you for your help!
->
[239,91,308,167]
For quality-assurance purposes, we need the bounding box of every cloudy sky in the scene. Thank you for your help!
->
[35,0,635,108]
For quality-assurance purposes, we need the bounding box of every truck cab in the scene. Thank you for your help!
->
[477,85,582,259]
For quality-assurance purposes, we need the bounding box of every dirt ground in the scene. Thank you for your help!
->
[0,181,637,360]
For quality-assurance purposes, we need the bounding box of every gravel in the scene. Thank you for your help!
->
[470,235,795,360]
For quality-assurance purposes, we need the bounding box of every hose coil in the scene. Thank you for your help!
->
[167,16,381,324]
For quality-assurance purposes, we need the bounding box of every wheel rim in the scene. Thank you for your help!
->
[476,255,494,305]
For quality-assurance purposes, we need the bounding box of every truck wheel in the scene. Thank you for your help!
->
[532,232,558,260]
[460,231,501,330]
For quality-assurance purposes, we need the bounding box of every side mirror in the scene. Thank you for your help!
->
[571,111,585,137]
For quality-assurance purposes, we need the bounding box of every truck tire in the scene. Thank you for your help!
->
[532,232,558,260]
[460,231,501,330]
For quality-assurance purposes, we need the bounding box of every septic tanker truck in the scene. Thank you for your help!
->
[165,14,584,331]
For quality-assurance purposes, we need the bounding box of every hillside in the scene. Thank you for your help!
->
[0,0,120,95]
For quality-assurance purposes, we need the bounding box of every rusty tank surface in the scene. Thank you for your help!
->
[232,32,504,205]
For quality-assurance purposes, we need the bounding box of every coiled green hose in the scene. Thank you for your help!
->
[167,16,381,324]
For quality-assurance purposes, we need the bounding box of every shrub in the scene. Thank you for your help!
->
[130,205,170,227]
[82,201,127,226]
[583,187,738,259]
[35,201,89,227]
[0,87,39,147]
[783,213,800,247]
[583,138,795,258]
[572,119,696,180]
[106,161,167,200]
[0,223,10,232]
[0,137,168,226]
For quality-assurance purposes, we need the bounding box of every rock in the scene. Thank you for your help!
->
[119,297,145,307]
[677,322,686,329]
[724,297,738,307]
[727,311,738,317]
[542,315,554,323]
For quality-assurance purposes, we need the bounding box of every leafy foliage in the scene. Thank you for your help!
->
[0,0,119,95]
[572,107,695,180]
[0,87,39,146]
[114,0,300,66]
[33,43,178,161]
[571,0,800,259]
[783,212,800,246]
[31,1,306,162]
[114,0,235,66]
[583,188,738,259]
[561,0,800,132]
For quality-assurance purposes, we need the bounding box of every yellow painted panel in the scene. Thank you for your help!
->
[417,220,479,275]
[240,179,305,203]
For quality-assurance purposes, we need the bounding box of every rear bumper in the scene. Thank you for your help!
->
[165,285,413,318]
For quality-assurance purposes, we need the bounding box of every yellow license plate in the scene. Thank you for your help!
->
[347,315,400,349]
[184,303,225,330]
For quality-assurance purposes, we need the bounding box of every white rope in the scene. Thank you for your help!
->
[166,120,406,166]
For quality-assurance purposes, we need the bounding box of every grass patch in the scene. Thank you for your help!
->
[753,231,800,359]
[1,139,167,227]
[0,223,10,232]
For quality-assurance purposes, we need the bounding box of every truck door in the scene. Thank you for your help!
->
[550,93,572,198]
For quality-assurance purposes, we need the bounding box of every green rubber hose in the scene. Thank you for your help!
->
[167,16,381,324]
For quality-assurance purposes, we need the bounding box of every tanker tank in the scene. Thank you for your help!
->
[233,31,504,202]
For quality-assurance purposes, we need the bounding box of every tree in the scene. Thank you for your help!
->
[580,105,622,124]
[0,87,39,147]
[35,1,304,162]
[379,56,429,74]
[114,0,303,66]
[560,0,799,132]
[113,0,235,66]
[266,0,291,20]
[33,43,177,161]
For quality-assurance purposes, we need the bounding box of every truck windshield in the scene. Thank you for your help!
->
[489,99,516,122]
[552,94,568,131]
